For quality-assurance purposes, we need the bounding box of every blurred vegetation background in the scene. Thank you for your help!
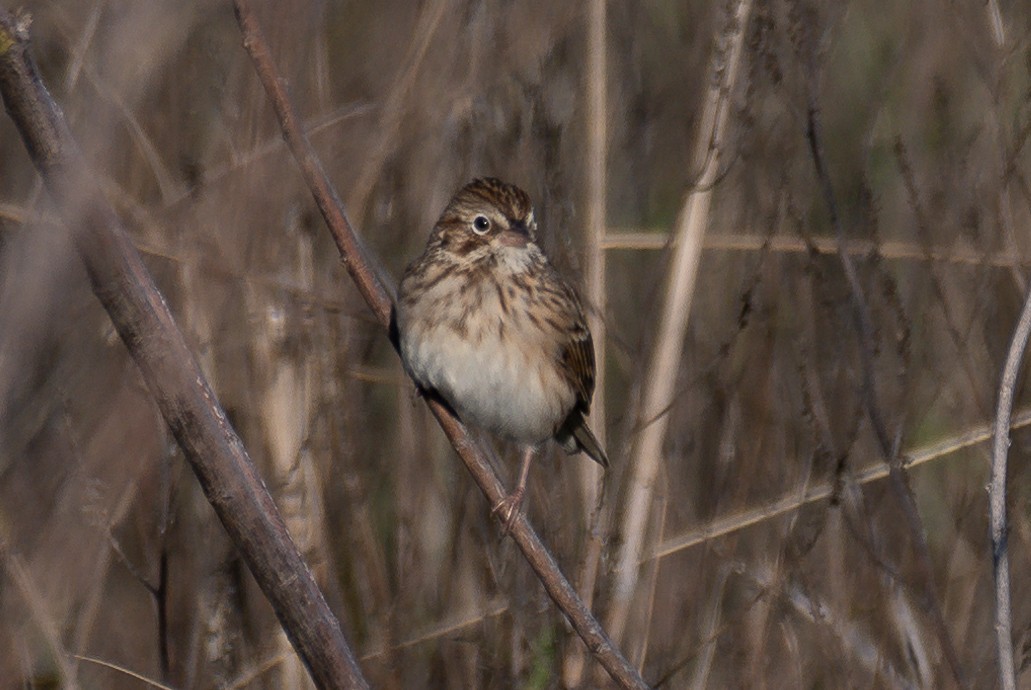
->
[1,0,1030,688]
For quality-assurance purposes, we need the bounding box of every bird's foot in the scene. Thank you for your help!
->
[491,487,525,536]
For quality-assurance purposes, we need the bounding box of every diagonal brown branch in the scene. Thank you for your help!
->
[230,2,650,688]
[0,10,369,690]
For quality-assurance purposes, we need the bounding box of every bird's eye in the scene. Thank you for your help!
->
[472,215,491,234]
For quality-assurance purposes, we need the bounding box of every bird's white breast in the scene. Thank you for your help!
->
[398,258,573,444]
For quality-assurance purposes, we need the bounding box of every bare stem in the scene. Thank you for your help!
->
[989,283,1031,690]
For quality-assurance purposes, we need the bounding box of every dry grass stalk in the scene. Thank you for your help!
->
[603,230,1031,267]
[654,406,1031,561]
[563,0,609,685]
[606,0,754,645]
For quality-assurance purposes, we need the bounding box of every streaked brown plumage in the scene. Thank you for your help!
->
[395,178,607,528]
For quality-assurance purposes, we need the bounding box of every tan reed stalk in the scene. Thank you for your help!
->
[606,0,753,645]
[603,230,1031,268]
[247,224,323,689]
[563,0,609,685]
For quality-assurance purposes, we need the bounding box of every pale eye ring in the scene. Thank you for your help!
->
[472,215,491,234]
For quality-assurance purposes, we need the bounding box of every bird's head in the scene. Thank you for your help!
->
[430,178,539,261]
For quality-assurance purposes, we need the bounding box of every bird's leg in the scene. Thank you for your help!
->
[492,445,537,534]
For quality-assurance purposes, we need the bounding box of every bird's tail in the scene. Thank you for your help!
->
[572,421,609,468]
[557,410,609,467]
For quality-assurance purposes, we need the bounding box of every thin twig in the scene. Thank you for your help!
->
[985,5,1026,685]
[234,2,392,323]
[73,655,175,690]
[162,102,374,210]
[989,283,1031,690]
[230,2,648,688]
[806,100,966,688]
[652,406,1031,561]
[894,138,992,415]
[359,599,510,661]
[0,11,369,690]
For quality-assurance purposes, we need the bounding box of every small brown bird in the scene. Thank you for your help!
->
[395,178,608,529]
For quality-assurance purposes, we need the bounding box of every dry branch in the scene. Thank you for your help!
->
[0,10,369,690]
[988,284,1031,690]
[231,2,649,688]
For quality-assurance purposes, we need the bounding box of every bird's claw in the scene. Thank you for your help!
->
[491,488,525,536]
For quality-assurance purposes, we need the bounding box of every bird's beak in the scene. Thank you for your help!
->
[498,221,530,248]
